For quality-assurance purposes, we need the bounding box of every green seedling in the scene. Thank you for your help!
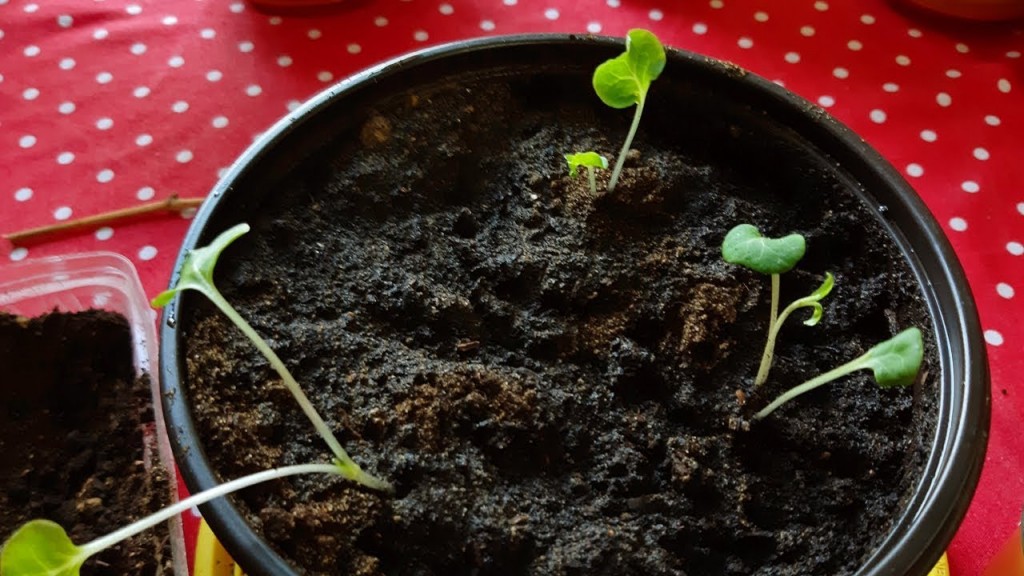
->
[1,464,342,576]
[592,28,665,193]
[754,327,924,420]
[152,223,392,493]
[565,151,609,194]
[722,223,833,386]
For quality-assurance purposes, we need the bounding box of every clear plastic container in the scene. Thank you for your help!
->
[0,252,188,576]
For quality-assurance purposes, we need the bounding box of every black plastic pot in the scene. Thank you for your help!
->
[159,34,989,576]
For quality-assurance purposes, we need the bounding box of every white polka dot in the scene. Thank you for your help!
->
[906,163,924,177]
[375,16,388,26]
[23,88,40,100]
[168,55,184,68]
[737,37,753,49]
[997,79,1011,93]
[985,115,1001,126]
[9,248,28,262]
[229,1,244,12]
[908,28,922,38]
[347,43,361,54]
[57,151,74,165]
[18,135,36,148]
[14,187,33,202]
[95,227,114,240]
[1008,242,1024,256]
[268,16,282,25]
[126,4,142,15]
[1007,50,1021,59]
[54,206,73,220]
[276,56,292,67]
[960,180,979,193]
[308,29,322,39]
[245,84,262,96]
[200,28,216,39]
[544,8,559,20]
[23,45,41,57]
[996,283,1015,299]
[896,55,911,66]
[945,69,961,79]
[139,246,158,261]
[692,22,708,34]
[133,86,150,98]
[206,70,223,81]
[238,40,254,53]
[23,3,38,13]
[57,14,73,27]
[172,100,189,113]
[784,52,800,63]
[772,79,786,88]
[1018,203,1024,216]
[176,150,194,163]
[97,169,114,183]
[136,134,153,146]
[92,28,109,40]
[212,116,229,128]
[217,167,229,179]
[861,14,875,24]
[920,130,937,142]
[754,10,768,21]
[937,92,952,107]
[869,109,886,123]
[162,15,178,25]
[649,9,664,21]
[973,147,990,161]
[955,42,969,53]
[883,82,899,93]
[833,67,849,79]
[949,217,967,231]
[586,21,601,33]
[710,0,723,7]
[439,3,454,14]
[814,1,828,10]
[607,0,619,6]
[847,40,862,51]
[800,25,815,37]
[130,43,146,55]
[984,330,1003,346]
[504,0,517,4]
[95,117,113,130]
[59,57,76,70]
[414,29,429,41]
[96,71,113,84]
[286,100,301,112]
[136,186,155,201]
[480,19,496,31]
[818,95,835,107]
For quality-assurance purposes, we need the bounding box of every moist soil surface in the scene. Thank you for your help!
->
[182,66,937,576]
[0,310,175,575]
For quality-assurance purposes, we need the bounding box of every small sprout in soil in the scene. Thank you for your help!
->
[753,327,924,420]
[564,151,609,195]
[0,464,342,576]
[722,223,834,386]
[592,28,665,193]
[152,223,392,493]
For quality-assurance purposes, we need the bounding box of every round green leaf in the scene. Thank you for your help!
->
[865,327,924,388]
[1,520,88,576]
[592,29,666,109]
[564,151,609,177]
[721,224,806,275]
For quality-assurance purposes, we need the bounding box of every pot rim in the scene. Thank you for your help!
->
[159,33,989,576]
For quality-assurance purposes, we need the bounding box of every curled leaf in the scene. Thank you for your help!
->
[592,29,666,109]
[722,224,806,275]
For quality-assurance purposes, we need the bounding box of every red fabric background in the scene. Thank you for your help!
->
[1,0,1021,574]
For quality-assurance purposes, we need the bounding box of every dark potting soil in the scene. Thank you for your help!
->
[182,67,937,576]
[0,310,175,575]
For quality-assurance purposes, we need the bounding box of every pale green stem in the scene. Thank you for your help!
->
[587,166,597,195]
[202,289,392,492]
[753,353,871,420]
[754,274,782,386]
[607,97,646,193]
[80,463,341,558]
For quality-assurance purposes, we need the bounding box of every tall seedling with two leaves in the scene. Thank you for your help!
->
[593,29,665,193]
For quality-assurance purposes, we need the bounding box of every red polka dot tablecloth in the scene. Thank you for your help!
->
[1,0,1021,573]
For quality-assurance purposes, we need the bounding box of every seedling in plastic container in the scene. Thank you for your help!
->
[151,223,392,493]
[1,464,345,576]
[593,28,665,193]
[565,151,609,194]
[722,223,834,386]
[753,327,924,420]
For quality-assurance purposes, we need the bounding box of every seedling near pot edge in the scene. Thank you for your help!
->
[754,327,924,420]
[722,223,834,386]
[592,28,665,193]
[564,151,608,194]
